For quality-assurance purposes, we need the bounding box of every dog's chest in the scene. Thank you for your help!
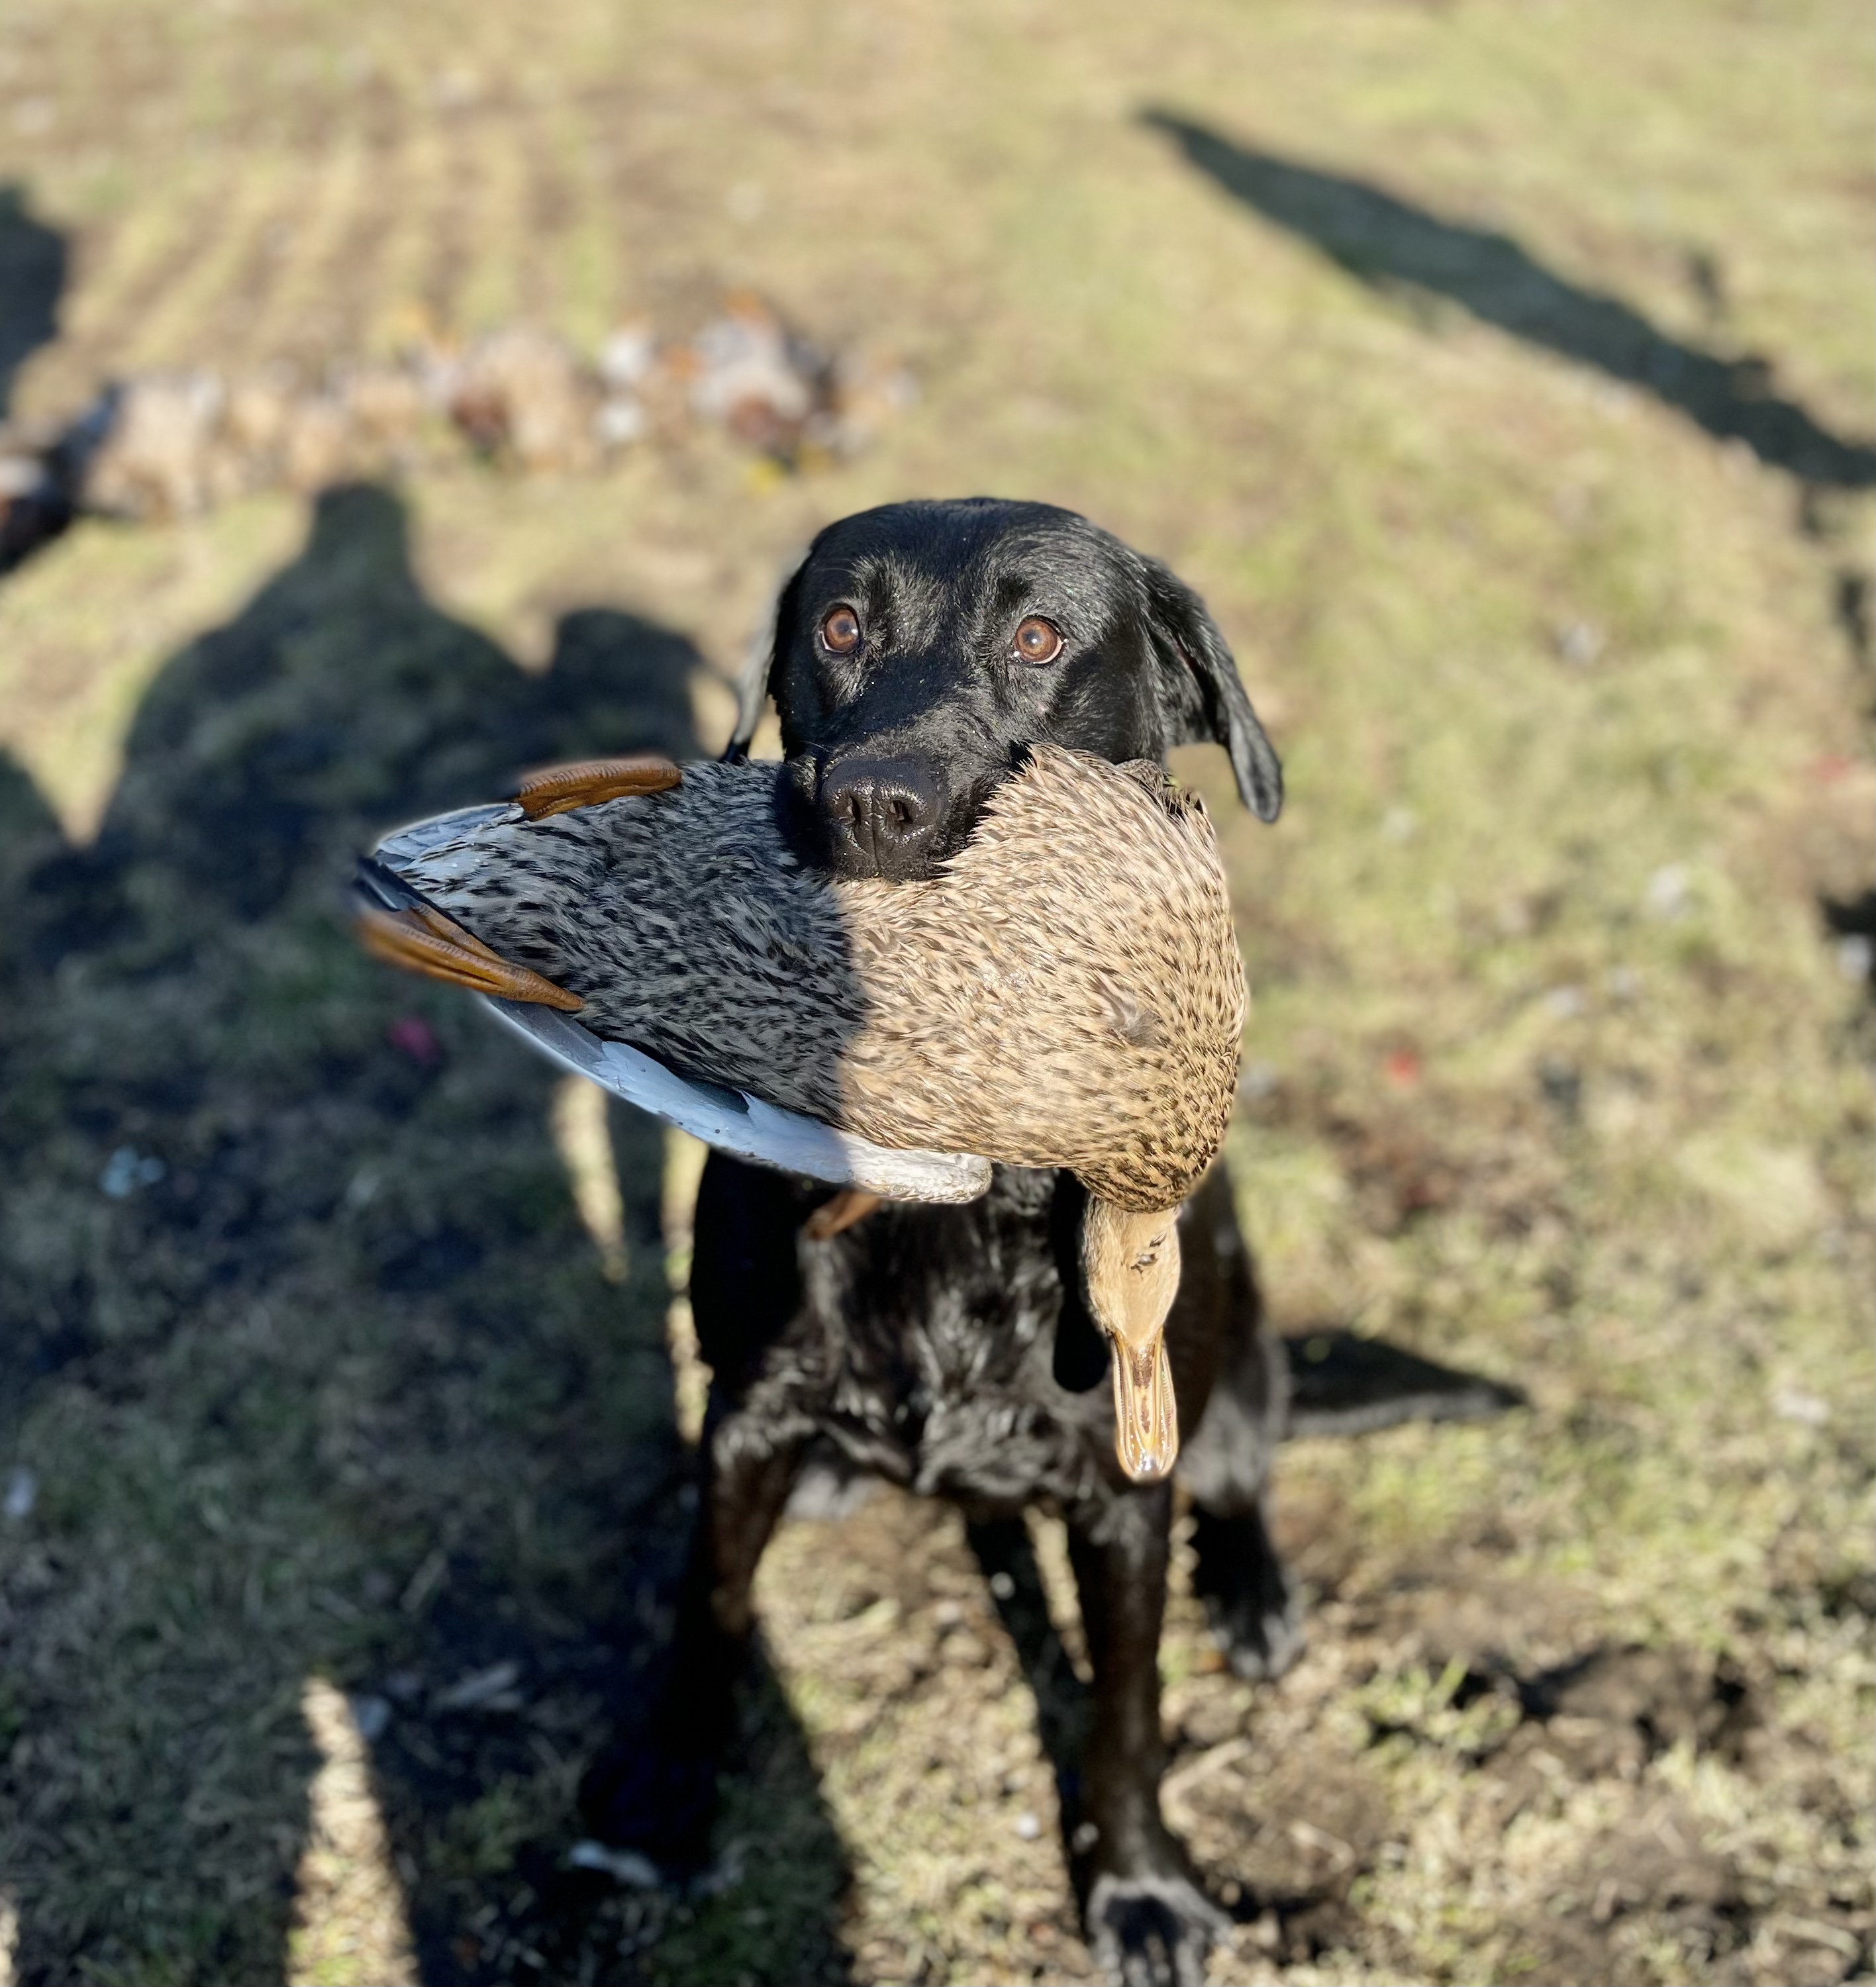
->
[795,1171,1114,1505]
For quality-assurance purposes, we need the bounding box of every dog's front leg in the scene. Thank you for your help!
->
[581,1409,806,1872]
[1069,1483,1225,1987]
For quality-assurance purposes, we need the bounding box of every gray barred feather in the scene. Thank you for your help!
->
[392,746,1245,1211]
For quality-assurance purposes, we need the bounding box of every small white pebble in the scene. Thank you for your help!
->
[1015,1811,1042,1841]
[987,1571,1016,1601]
[1554,620,1606,668]
[1772,1387,1829,1428]
[3,1465,36,1522]
[1544,984,1584,1019]
[598,322,656,387]
[1645,863,1691,920]
[1836,934,1872,981]
[348,1693,392,1742]
[99,1146,165,1198]
[594,396,647,448]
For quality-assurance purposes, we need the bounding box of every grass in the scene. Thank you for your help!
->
[0,1,1870,1982]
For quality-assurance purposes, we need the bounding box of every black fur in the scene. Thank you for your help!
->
[730,497,1281,877]
[588,499,1296,1986]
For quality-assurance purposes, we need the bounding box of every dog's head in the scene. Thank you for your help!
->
[728,497,1283,879]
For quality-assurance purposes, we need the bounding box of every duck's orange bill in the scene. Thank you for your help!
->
[1082,1201,1183,1482]
[509,754,683,821]
[1109,1327,1179,1481]
[356,904,585,1012]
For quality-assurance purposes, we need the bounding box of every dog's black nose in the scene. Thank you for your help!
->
[818,754,944,877]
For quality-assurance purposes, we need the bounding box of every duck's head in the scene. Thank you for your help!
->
[1080,1197,1183,1482]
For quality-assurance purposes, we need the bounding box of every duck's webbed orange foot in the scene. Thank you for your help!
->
[356,902,584,1011]
[803,1188,882,1240]
[508,754,682,820]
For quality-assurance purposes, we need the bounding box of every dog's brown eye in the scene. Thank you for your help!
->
[1012,616,1063,665]
[820,606,861,655]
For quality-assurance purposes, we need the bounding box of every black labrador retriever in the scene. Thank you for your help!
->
[585,497,1297,1986]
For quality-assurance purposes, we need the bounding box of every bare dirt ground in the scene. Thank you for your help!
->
[0,3,1870,1983]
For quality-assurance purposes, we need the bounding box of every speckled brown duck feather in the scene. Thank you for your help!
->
[389,745,1245,1214]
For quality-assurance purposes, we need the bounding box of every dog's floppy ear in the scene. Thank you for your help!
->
[1140,556,1283,821]
[724,548,807,761]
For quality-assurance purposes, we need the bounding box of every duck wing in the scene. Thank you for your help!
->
[358,816,991,1205]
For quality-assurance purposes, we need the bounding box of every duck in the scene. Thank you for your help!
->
[356,744,1246,1481]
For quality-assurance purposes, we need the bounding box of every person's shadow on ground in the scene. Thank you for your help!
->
[0,182,63,419]
[0,483,851,1986]
[1141,112,1876,492]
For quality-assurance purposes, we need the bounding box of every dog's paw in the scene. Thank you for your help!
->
[1189,1506,1305,1680]
[1087,1870,1227,1987]
[1205,1575,1305,1681]
[577,1734,717,1876]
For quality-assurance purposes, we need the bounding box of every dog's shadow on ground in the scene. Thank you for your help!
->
[0,483,850,1986]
